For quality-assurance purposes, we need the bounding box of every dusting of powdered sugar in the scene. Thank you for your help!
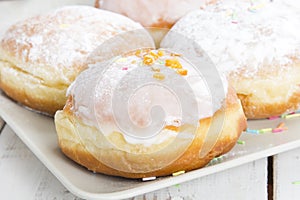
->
[161,0,300,77]
[67,49,228,145]
[0,6,149,85]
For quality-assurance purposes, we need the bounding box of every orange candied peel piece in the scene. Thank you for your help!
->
[165,58,182,69]
[157,50,164,57]
[177,69,188,76]
[143,55,155,65]
[135,49,142,57]
[149,51,159,60]
[165,125,180,132]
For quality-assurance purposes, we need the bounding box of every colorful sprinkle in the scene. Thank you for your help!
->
[209,155,225,165]
[268,116,280,120]
[116,57,127,63]
[269,111,300,120]
[172,171,185,176]
[142,177,156,181]
[248,2,266,13]
[246,128,260,134]
[248,8,257,13]
[284,113,300,119]
[157,60,165,64]
[292,181,300,185]
[237,140,245,145]
[258,128,273,134]
[122,67,128,71]
[175,184,181,188]
[214,155,224,160]
[153,72,165,80]
[272,128,287,133]
[281,113,289,118]
[276,122,286,129]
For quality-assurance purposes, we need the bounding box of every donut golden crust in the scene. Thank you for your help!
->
[55,87,246,179]
[230,59,300,119]
[0,6,153,115]
[0,62,67,115]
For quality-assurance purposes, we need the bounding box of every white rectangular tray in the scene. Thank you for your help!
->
[0,91,300,200]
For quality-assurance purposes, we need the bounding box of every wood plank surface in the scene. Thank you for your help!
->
[131,158,268,200]
[0,125,268,200]
[273,148,300,200]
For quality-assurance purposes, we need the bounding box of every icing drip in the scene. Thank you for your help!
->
[68,49,228,145]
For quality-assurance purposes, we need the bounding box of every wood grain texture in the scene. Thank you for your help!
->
[0,126,81,200]
[0,125,268,200]
[130,158,268,200]
[273,148,300,200]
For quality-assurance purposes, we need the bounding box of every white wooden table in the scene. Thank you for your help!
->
[0,0,300,199]
[0,120,267,200]
[1,117,300,200]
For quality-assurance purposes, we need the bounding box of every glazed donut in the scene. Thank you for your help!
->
[0,6,154,115]
[95,0,217,28]
[54,48,246,178]
[161,0,300,119]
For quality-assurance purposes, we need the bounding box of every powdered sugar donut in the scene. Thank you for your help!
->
[95,0,217,28]
[161,0,300,119]
[55,48,246,178]
[0,6,154,115]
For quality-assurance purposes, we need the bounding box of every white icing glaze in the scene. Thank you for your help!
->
[98,0,214,27]
[0,6,148,86]
[161,0,300,76]
[68,49,228,145]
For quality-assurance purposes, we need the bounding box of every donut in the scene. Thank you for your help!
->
[54,48,247,178]
[95,0,218,47]
[95,0,217,29]
[161,0,300,119]
[0,6,154,115]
